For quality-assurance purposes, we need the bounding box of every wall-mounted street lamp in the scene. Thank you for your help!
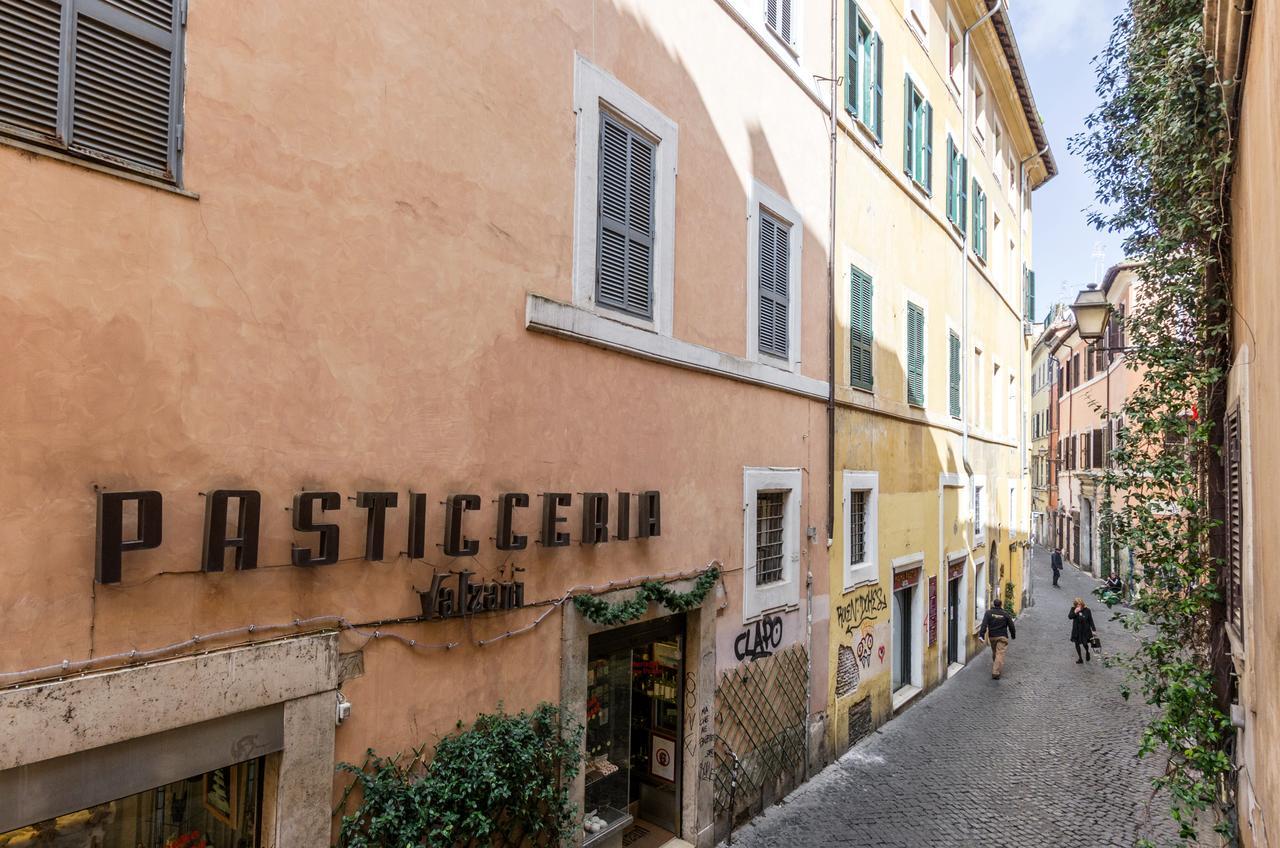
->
[1070,283,1111,342]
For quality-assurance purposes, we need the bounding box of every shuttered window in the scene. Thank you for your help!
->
[0,0,186,181]
[971,179,987,261]
[597,114,656,319]
[902,79,931,191]
[849,264,873,390]
[765,0,795,47]
[845,4,882,141]
[1092,428,1104,470]
[945,135,967,232]
[757,209,791,359]
[906,302,924,407]
[948,330,961,419]
[1224,407,1244,635]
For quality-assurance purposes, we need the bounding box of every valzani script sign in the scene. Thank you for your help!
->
[95,489,662,620]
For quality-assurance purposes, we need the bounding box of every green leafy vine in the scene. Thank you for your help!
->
[572,565,720,626]
[1071,0,1236,843]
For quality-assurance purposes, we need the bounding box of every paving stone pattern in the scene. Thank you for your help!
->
[724,547,1180,848]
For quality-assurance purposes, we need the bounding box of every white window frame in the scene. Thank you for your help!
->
[842,471,879,590]
[743,467,803,622]
[747,180,804,372]
[991,358,1003,437]
[571,54,679,337]
[972,342,984,430]
[1009,480,1018,537]
[946,12,963,94]
[971,67,988,144]
[1008,373,1017,439]
[905,0,929,41]
[972,473,987,547]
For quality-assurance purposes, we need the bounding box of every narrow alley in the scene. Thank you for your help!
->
[726,548,1180,848]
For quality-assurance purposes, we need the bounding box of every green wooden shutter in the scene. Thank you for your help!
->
[850,265,874,390]
[959,157,968,235]
[949,331,961,418]
[597,114,655,317]
[845,1,858,116]
[907,302,924,407]
[903,75,914,179]
[946,136,955,223]
[873,33,883,140]
[922,101,933,193]
[758,210,790,359]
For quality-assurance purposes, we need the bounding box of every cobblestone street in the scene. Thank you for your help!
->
[726,547,1180,848]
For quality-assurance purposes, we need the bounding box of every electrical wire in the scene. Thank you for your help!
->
[3,562,721,689]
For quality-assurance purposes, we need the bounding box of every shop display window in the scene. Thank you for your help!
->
[0,758,263,848]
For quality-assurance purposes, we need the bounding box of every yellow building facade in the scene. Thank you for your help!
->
[826,0,1054,750]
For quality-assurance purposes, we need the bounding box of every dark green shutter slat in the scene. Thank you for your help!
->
[946,136,955,222]
[902,74,913,178]
[850,265,873,389]
[873,33,883,140]
[959,157,968,235]
[923,101,933,193]
[949,331,961,418]
[845,1,857,115]
[907,302,924,407]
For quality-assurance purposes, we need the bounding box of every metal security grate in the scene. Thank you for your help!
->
[849,490,867,565]
[712,643,809,838]
[755,492,785,585]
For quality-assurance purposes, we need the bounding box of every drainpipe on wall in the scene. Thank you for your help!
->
[960,0,1003,548]
[1017,143,1048,603]
[807,0,840,780]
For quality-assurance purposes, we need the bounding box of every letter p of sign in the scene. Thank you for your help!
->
[96,490,163,584]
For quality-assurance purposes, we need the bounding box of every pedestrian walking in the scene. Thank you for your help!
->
[977,597,1017,680]
[1050,548,1064,587]
[1069,597,1097,663]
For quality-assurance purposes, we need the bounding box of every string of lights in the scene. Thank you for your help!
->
[2,563,722,689]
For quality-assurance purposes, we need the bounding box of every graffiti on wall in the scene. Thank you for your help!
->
[834,622,888,699]
[733,613,783,662]
[835,586,888,636]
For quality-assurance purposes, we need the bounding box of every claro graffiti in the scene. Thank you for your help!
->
[733,614,783,661]
[835,586,888,636]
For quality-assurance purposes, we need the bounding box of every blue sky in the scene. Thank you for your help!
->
[1006,0,1127,322]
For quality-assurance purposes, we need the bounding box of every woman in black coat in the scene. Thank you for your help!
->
[1069,598,1097,663]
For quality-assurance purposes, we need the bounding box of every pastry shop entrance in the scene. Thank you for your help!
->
[583,614,685,848]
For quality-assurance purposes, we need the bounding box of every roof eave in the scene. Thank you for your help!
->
[989,2,1058,186]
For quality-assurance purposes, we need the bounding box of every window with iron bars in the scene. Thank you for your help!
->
[756,492,787,585]
[849,490,868,566]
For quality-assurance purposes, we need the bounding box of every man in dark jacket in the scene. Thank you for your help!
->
[978,598,1017,679]
[1050,548,1064,587]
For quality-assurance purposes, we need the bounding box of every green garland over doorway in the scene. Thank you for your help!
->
[572,565,720,626]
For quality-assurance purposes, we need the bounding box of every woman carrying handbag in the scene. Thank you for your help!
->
[1069,597,1098,663]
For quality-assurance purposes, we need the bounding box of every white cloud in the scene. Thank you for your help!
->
[1007,0,1121,57]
